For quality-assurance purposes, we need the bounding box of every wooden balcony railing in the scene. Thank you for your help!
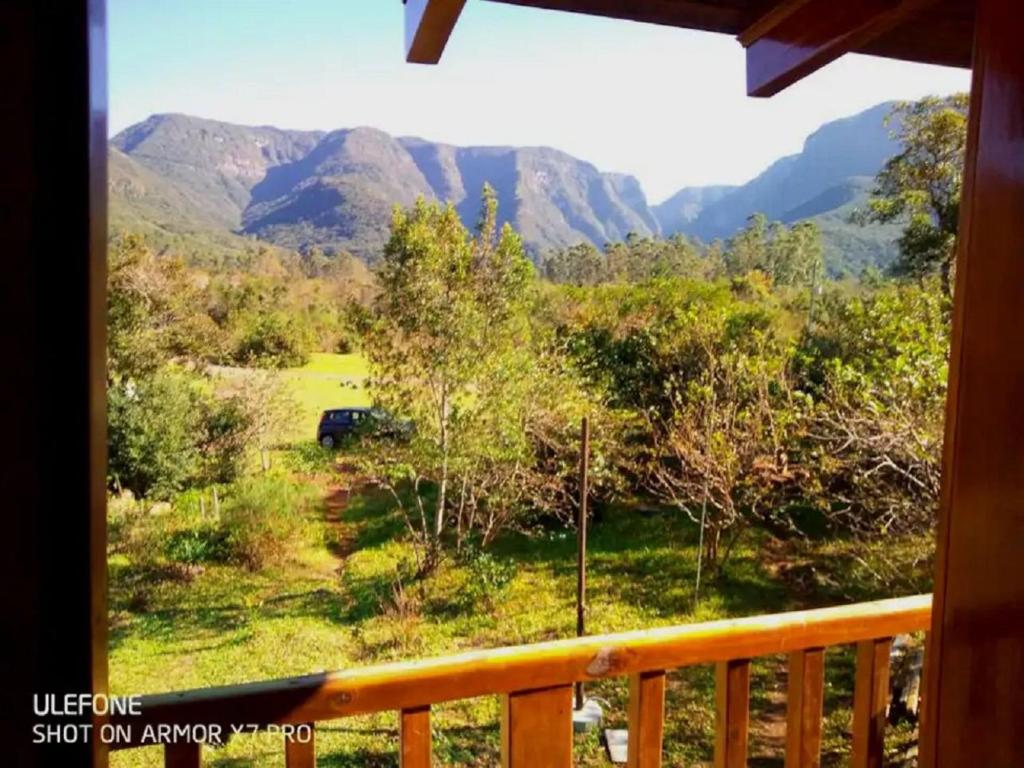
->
[110,594,931,767]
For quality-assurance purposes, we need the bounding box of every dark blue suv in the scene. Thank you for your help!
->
[317,408,371,448]
[317,407,412,448]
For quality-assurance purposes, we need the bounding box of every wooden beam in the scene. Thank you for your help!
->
[405,0,467,64]
[740,0,939,97]
[2,0,109,766]
[482,0,750,36]
[920,0,1024,764]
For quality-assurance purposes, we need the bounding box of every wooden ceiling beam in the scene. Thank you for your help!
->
[405,0,468,64]
[740,0,941,97]
[481,0,755,36]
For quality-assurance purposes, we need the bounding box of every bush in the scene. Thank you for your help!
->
[107,370,252,501]
[220,476,318,569]
[457,544,516,609]
[233,312,312,369]
[164,524,231,565]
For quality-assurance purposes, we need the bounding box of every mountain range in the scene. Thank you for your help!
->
[109,103,904,275]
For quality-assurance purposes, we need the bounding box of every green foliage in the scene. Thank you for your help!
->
[107,234,221,382]
[543,233,713,286]
[164,524,231,565]
[456,544,517,610]
[857,94,969,293]
[795,279,949,535]
[724,213,824,287]
[233,311,313,368]
[220,475,319,569]
[362,186,547,567]
[107,371,251,500]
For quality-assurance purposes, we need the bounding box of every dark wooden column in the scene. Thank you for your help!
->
[0,1,108,767]
[921,0,1024,764]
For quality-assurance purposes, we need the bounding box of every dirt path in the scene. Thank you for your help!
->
[317,463,363,571]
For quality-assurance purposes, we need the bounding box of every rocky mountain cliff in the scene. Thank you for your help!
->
[110,104,903,273]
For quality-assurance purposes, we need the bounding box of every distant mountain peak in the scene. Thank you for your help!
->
[110,103,902,273]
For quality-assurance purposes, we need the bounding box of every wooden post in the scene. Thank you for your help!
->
[284,726,315,768]
[501,685,574,768]
[3,1,109,766]
[164,743,201,768]
[399,706,431,768]
[852,638,891,768]
[715,659,751,768]
[785,649,825,768]
[575,416,590,710]
[628,670,666,768]
[921,1,1024,764]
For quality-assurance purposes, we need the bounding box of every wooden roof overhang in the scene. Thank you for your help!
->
[404,0,975,95]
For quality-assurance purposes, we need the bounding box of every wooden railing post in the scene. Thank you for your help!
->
[165,742,201,768]
[284,725,315,767]
[627,670,666,768]
[501,685,573,768]
[785,649,825,768]
[852,638,892,768]
[715,659,751,768]
[400,706,431,768]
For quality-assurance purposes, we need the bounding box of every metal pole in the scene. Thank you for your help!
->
[575,416,590,710]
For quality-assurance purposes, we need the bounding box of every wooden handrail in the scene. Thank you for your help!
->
[110,594,930,751]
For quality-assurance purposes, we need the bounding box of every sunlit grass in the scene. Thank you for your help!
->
[108,472,928,767]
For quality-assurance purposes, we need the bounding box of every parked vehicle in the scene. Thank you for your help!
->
[316,407,412,448]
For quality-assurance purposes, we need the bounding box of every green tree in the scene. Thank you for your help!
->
[795,279,949,537]
[724,214,824,288]
[363,187,535,569]
[107,372,250,500]
[858,94,969,294]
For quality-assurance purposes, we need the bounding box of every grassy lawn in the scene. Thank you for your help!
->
[109,354,927,767]
[210,352,371,443]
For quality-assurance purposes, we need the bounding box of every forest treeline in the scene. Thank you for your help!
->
[106,95,965,584]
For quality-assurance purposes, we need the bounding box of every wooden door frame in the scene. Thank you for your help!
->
[2,1,109,766]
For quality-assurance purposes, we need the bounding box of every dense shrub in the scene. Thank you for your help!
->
[220,476,318,569]
[107,371,252,501]
[233,312,313,369]
[164,524,231,565]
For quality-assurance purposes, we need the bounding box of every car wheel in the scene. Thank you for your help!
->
[320,435,335,449]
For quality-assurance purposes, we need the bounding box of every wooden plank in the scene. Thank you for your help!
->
[399,706,431,768]
[109,596,930,748]
[715,659,750,768]
[921,2,1024,765]
[405,0,467,64]
[165,743,201,768]
[284,725,315,768]
[501,685,573,768]
[785,649,824,768]
[851,639,891,768]
[627,670,666,768]
[740,0,940,97]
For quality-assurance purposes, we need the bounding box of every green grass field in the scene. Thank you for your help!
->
[281,353,372,439]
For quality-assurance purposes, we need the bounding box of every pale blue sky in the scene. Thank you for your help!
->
[109,0,970,201]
